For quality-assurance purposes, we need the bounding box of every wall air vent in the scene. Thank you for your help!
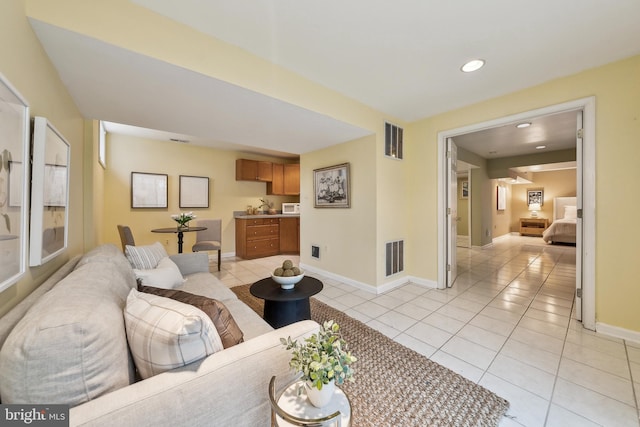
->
[385,122,403,160]
[385,240,404,277]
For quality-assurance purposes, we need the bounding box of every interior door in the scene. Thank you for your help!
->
[575,110,584,321]
[447,138,458,287]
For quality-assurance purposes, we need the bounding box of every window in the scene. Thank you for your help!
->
[385,122,403,159]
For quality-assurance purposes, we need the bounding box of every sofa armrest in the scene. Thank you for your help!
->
[169,253,210,275]
[69,320,320,427]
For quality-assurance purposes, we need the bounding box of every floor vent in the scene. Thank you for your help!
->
[385,240,404,277]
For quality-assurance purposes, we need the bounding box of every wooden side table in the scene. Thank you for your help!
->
[269,376,351,427]
[519,218,549,236]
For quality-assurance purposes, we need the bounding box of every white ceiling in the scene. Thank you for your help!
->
[29,1,640,158]
[452,110,578,159]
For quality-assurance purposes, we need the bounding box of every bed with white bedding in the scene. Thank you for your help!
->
[542,197,577,244]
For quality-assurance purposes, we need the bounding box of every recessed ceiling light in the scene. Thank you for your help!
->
[461,59,485,73]
[516,122,531,129]
[536,145,546,149]
[489,150,498,155]
[170,138,189,143]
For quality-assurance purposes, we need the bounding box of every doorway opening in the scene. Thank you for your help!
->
[437,97,596,330]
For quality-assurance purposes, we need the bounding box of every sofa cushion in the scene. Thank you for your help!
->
[179,272,239,301]
[0,244,136,406]
[124,289,224,379]
[138,285,244,348]
[134,257,185,289]
[125,242,168,269]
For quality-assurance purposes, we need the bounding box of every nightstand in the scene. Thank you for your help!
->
[519,218,549,237]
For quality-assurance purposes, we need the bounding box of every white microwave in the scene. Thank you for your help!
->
[282,203,300,214]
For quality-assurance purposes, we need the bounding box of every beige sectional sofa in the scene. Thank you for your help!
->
[0,244,318,426]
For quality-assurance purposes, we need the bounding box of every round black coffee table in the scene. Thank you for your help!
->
[250,276,323,328]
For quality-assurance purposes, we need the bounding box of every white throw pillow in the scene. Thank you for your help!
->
[134,257,185,289]
[125,242,168,269]
[564,205,577,220]
[124,289,223,379]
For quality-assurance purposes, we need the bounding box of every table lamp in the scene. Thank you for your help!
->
[529,202,541,217]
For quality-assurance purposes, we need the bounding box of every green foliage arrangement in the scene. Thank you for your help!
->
[171,211,196,227]
[281,320,356,390]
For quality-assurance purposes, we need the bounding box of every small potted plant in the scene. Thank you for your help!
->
[171,211,196,230]
[281,320,356,407]
[259,198,276,214]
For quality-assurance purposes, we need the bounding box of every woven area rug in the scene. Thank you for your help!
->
[231,284,509,427]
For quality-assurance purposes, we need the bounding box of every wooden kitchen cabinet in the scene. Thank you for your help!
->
[236,159,273,182]
[267,163,284,195]
[283,164,300,195]
[235,217,280,259]
[267,163,299,195]
[279,217,300,254]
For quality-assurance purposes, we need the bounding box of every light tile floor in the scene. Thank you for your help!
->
[211,236,640,427]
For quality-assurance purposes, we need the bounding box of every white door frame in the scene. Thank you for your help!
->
[437,97,596,330]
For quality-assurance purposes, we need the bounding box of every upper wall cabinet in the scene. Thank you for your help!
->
[268,163,300,195]
[283,164,300,195]
[236,159,273,182]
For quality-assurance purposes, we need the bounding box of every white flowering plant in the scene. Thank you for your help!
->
[171,211,196,227]
[281,320,356,390]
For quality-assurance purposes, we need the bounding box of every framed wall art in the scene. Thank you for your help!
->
[179,175,209,208]
[30,117,70,266]
[131,172,168,208]
[497,185,506,211]
[314,163,350,208]
[0,73,30,291]
[460,180,469,199]
[527,188,544,206]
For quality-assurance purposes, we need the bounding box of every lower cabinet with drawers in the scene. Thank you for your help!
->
[235,217,280,259]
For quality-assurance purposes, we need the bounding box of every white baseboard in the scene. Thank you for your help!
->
[596,322,640,344]
[596,322,640,343]
[300,263,379,293]
[300,263,437,295]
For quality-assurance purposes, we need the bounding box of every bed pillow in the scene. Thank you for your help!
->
[138,285,244,348]
[124,289,223,379]
[134,256,185,289]
[564,205,577,220]
[125,242,168,269]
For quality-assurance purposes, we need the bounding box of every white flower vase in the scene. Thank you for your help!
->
[305,380,335,408]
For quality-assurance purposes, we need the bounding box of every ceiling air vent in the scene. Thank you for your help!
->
[385,122,403,160]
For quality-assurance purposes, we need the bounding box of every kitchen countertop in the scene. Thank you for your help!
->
[234,212,299,219]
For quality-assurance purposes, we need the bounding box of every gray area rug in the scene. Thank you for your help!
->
[231,284,510,427]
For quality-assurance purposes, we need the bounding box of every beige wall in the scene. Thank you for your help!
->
[301,135,378,285]
[407,55,640,332]
[492,182,511,238]
[103,134,299,254]
[0,0,84,317]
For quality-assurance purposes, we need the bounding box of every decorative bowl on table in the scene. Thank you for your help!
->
[271,271,305,290]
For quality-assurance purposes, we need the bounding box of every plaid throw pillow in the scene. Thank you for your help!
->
[138,285,244,348]
[124,289,223,379]
[125,242,168,269]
